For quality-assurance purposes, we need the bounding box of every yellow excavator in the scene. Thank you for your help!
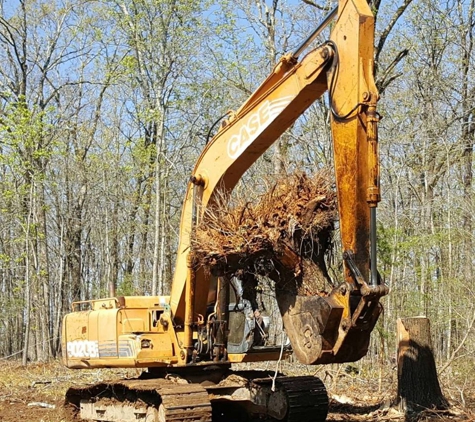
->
[62,0,389,420]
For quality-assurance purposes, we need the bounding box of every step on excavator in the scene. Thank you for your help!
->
[62,0,389,420]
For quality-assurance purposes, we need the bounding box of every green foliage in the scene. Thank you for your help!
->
[117,276,137,297]
[0,101,55,182]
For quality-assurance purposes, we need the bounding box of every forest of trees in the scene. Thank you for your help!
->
[0,0,473,384]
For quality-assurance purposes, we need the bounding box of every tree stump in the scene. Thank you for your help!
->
[397,317,448,414]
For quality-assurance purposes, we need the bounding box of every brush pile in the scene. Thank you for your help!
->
[191,171,337,295]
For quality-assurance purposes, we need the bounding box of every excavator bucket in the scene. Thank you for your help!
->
[277,282,387,365]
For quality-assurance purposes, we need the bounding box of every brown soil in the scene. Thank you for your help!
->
[0,362,67,422]
[0,360,473,422]
[0,361,140,422]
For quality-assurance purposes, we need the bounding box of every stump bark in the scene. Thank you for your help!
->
[397,317,448,413]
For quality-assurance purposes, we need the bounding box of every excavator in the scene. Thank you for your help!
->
[62,0,389,420]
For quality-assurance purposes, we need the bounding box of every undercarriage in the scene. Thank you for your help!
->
[65,367,328,422]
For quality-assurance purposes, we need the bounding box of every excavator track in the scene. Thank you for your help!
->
[158,384,212,422]
[65,373,327,422]
[65,378,212,422]
[253,375,328,422]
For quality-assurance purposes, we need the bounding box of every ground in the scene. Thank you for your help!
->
[0,360,473,422]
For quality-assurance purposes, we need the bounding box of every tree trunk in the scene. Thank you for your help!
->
[397,317,448,413]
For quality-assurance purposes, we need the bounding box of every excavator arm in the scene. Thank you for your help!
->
[170,0,388,364]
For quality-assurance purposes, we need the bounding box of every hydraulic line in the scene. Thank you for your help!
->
[292,6,338,58]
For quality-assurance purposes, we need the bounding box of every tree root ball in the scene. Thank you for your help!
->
[191,170,337,295]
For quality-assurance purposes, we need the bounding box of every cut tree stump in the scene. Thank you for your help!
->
[397,317,448,414]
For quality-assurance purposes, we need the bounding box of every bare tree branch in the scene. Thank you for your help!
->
[301,0,329,11]
[375,0,413,68]
[376,48,409,94]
